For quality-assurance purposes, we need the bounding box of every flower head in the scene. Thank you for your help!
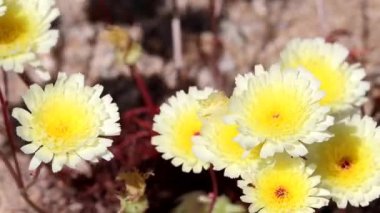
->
[238,155,330,213]
[193,92,263,178]
[280,38,370,115]
[307,115,380,208]
[152,87,214,173]
[227,65,334,158]
[0,0,59,73]
[12,73,121,172]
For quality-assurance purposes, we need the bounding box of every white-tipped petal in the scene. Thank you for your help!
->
[307,115,380,208]
[239,155,330,212]
[13,72,120,172]
[280,38,369,114]
[0,0,60,73]
[152,87,215,173]
[228,65,333,158]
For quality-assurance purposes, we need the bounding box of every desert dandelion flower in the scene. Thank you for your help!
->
[12,73,121,172]
[307,115,380,208]
[152,87,214,173]
[280,38,369,115]
[193,92,263,178]
[227,65,334,158]
[0,0,59,73]
[238,155,330,213]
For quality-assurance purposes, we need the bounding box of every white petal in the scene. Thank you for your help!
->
[20,143,40,154]
[12,108,33,126]
[101,151,114,161]
[52,154,68,173]
[29,155,42,170]
[67,153,82,169]
[76,150,95,161]
[260,143,276,158]
[34,147,54,163]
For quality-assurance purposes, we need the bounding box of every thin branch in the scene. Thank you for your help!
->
[4,71,9,98]
[0,70,46,213]
[361,0,369,64]
[20,190,46,213]
[0,150,19,186]
[171,0,184,74]
[26,165,42,190]
[171,0,190,87]
[0,76,24,188]
[130,65,158,116]
[209,0,223,89]
[315,0,328,35]
[208,168,218,213]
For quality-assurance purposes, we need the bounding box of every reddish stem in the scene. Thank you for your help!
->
[130,65,158,115]
[0,150,19,186]
[0,73,46,213]
[122,107,152,120]
[0,82,24,188]
[26,165,42,190]
[208,168,218,213]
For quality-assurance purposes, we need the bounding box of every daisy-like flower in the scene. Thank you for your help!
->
[238,154,330,213]
[307,115,380,208]
[0,0,6,16]
[280,38,370,115]
[12,73,121,172]
[193,92,262,178]
[152,87,214,173]
[227,65,334,158]
[0,0,59,73]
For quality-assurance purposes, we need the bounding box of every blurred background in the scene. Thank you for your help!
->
[1,0,380,212]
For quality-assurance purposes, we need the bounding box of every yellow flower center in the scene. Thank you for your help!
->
[256,168,309,211]
[314,124,375,189]
[173,108,202,158]
[0,1,38,56]
[33,96,99,153]
[247,85,309,139]
[284,57,347,106]
[213,122,261,161]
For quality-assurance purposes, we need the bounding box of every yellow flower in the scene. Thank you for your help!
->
[193,93,263,178]
[227,65,334,158]
[0,0,59,73]
[307,115,380,208]
[238,155,330,213]
[152,87,214,173]
[0,0,6,16]
[12,73,121,172]
[280,38,369,115]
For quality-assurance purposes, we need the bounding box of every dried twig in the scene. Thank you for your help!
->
[361,0,369,64]
[171,0,184,74]
[171,0,187,87]
[315,0,328,35]
[209,0,223,89]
